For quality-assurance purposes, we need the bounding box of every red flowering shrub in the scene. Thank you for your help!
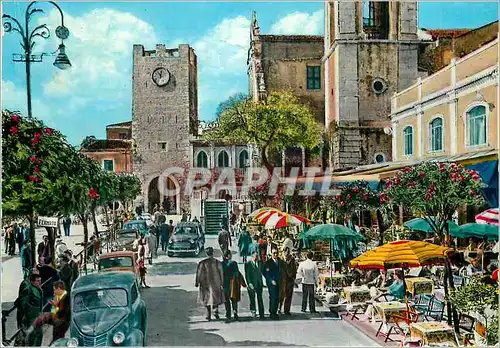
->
[328,181,379,218]
[382,162,484,235]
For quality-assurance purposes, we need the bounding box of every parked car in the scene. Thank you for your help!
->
[140,214,154,228]
[98,251,138,279]
[167,222,205,257]
[52,272,147,347]
[123,220,149,236]
[111,229,139,252]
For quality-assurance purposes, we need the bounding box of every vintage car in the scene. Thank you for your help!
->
[52,272,147,347]
[98,251,138,278]
[123,220,149,236]
[111,229,139,252]
[167,222,205,257]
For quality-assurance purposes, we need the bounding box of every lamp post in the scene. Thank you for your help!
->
[2,1,71,119]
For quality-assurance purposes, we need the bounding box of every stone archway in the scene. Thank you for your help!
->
[148,177,161,213]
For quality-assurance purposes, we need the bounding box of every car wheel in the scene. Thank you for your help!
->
[194,245,200,256]
[167,252,174,257]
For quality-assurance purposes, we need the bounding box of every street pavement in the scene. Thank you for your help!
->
[1,229,379,346]
[143,236,379,346]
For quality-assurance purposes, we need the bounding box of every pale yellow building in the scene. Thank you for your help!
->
[391,38,498,161]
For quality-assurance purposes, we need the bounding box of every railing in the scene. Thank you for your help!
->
[2,277,53,346]
[1,227,118,346]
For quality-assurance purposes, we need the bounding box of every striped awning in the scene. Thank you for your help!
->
[476,208,499,225]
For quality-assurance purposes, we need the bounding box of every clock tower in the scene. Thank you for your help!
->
[132,43,198,213]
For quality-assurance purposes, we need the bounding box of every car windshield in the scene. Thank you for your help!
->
[124,222,146,230]
[73,288,128,313]
[174,226,198,235]
[119,232,136,239]
[99,257,133,270]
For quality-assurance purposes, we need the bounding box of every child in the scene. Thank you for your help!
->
[137,256,149,288]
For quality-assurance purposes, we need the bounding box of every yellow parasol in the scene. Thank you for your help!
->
[349,240,450,270]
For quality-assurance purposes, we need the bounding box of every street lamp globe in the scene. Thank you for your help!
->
[53,43,71,70]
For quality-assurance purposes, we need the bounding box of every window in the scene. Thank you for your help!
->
[238,150,249,168]
[103,160,114,172]
[131,284,138,303]
[159,142,167,151]
[196,151,208,168]
[374,153,385,163]
[73,289,128,313]
[403,126,413,156]
[217,151,229,167]
[307,66,321,90]
[430,117,443,152]
[467,105,487,146]
[363,1,375,27]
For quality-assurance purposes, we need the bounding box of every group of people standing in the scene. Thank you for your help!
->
[197,227,320,322]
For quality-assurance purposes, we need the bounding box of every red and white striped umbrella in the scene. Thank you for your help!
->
[264,213,310,230]
[253,210,283,224]
[475,208,499,225]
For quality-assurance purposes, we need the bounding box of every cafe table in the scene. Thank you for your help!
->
[342,286,371,320]
[410,322,459,346]
[373,301,410,339]
[405,277,434,296]
[318,273,346,290]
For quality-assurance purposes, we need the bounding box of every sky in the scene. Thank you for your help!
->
[2,1,498,146]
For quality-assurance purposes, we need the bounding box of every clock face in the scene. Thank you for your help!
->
[152,67,170,86]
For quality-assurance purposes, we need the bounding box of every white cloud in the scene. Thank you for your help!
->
[193,16,250,75]
[270,10,324,35]
[39,8,158,106]
[1,79,54,126]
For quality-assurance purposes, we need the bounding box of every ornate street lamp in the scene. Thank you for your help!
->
[3,1,71,119]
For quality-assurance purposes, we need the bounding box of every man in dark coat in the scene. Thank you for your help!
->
[21,242,32,279]
[263,248,285,320]
[37,235,53,265]
[19,273,43,346]
[57,255,75,294]
[14,222,24,254]
[195,247,224,321]
[37,263,59,311]
[222,250,241,322]
[218,226,231,256]
[280,247,297,316]
[159,221,170,252]
[245,250,265,319]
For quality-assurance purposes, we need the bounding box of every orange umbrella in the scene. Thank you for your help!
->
[349,240,450,270]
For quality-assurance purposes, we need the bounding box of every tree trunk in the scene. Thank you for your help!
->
[376,210,385,245]
[444,222,460,333]
[79,213,89,275]
[91,208,98,234]
[260,145,273,172]
[45,226,56,268]
[28,213,36,268]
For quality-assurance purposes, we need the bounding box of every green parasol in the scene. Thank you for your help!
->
[403,217,459,234]
[454,223,499,241]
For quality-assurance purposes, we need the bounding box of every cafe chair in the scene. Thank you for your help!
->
[383,309,419,343]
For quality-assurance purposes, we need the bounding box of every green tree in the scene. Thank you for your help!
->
[203,91,322,170]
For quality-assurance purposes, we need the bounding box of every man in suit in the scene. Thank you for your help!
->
[280,247,297,316]
[245,250,265,319]
[263,248,284,320]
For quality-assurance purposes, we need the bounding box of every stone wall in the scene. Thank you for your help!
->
[260,36,325,125]
[131,43,198,212]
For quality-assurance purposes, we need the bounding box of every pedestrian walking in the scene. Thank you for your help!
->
[15,222,24,254]
[258,233,268,264]
[33,280,71,345]
[222,250,244,322]
[22,222,31,244]
[18,273,44,346]
[237,226,252,263]
[280,247,297,315]
[63,216,72,236]
[168,220,175,239]
[160,221,170,252]
[245,250,265,319]
[195,247,225,321]
[37,235,53,265]
[5,224,15,255]
[263,248,284,320]
[63,250,79,286]
[297,251,319,313]
[137,256,150,288]
[218,225,231,256]
[21,241,33,279]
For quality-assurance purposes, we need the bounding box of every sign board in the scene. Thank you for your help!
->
[37,216,58,228]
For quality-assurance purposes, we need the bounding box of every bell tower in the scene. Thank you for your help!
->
[324,1,421,169]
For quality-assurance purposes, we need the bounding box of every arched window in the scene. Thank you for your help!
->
[403,126,413,156]
[196,151,208,168]
[467,105,487,146]
[430,117,443,152]
[217,151,229,168]
[238,150,249,168]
